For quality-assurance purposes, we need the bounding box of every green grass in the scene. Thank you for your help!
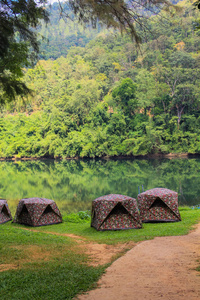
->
[0,224,105,300]
[0,262,104,300]
[25,206,200,244]
[0,206,200,300]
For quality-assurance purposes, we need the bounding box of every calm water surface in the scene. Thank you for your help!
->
[0,158,200,215]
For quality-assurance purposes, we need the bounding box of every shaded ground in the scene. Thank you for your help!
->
[77,224,200,300]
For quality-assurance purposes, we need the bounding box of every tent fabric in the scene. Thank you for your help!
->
[138,188,181,223]
[0,199,12,224]
[13,198,62,227]
[91,194,142,231]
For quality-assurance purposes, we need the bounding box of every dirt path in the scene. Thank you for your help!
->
[2,225,200,299]
[77,224,200,300]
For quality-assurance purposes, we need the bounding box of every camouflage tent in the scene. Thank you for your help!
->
[13,198,62,227]
[0,199,12,224]
[91,194,142,231]
[138,188,181,223]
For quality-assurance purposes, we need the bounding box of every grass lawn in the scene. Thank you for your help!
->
[0,206,200,299]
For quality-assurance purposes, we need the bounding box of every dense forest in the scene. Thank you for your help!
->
[0,1,200,159]
[38,3,103,60]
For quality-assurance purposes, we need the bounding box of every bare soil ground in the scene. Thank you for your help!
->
[77,223,200,300]
[0,229,135,271]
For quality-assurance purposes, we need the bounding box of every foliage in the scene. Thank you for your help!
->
[38,3,103,60]
[112,78,138,116]
[0,0,49,102]
[194,0,200,29]
[63,211,91,223]
[0,1,200,158]
[0,0,177,102]
[66,0,174,43]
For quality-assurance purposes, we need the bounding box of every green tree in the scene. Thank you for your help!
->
[66,0,173,42]
[135,69,157,113]
[172,82,200,128]
[112,78,138,116]
[155,66,200,127]
[194,0,200,28]
[0,0,48,102]
[0,0,182,103]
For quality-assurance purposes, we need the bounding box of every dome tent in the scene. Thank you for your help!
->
[138,188,181,223]
[91,194,142,231]
[0,199,12,224]
[13,198,62,227]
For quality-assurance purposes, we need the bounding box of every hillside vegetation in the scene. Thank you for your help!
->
[0,1,200,159]
[37,3,103,60]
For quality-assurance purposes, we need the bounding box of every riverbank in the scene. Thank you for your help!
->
[0,152,199,161]
[0,207,200,299]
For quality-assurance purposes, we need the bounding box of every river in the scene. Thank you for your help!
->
[0,157,199,215]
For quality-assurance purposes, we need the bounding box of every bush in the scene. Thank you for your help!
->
[63,211,91,223]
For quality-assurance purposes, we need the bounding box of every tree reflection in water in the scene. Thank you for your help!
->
[0,157,199,214]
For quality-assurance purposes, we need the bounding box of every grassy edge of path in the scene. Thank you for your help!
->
[0,206,200,300]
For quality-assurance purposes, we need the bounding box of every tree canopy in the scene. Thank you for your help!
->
[0,2,200,159]
[0,0,199,102]
[0,0,48,103]
[64,0,174,42]
[0,0,179,102]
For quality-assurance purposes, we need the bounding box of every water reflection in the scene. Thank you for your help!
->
[0,158,199,214]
